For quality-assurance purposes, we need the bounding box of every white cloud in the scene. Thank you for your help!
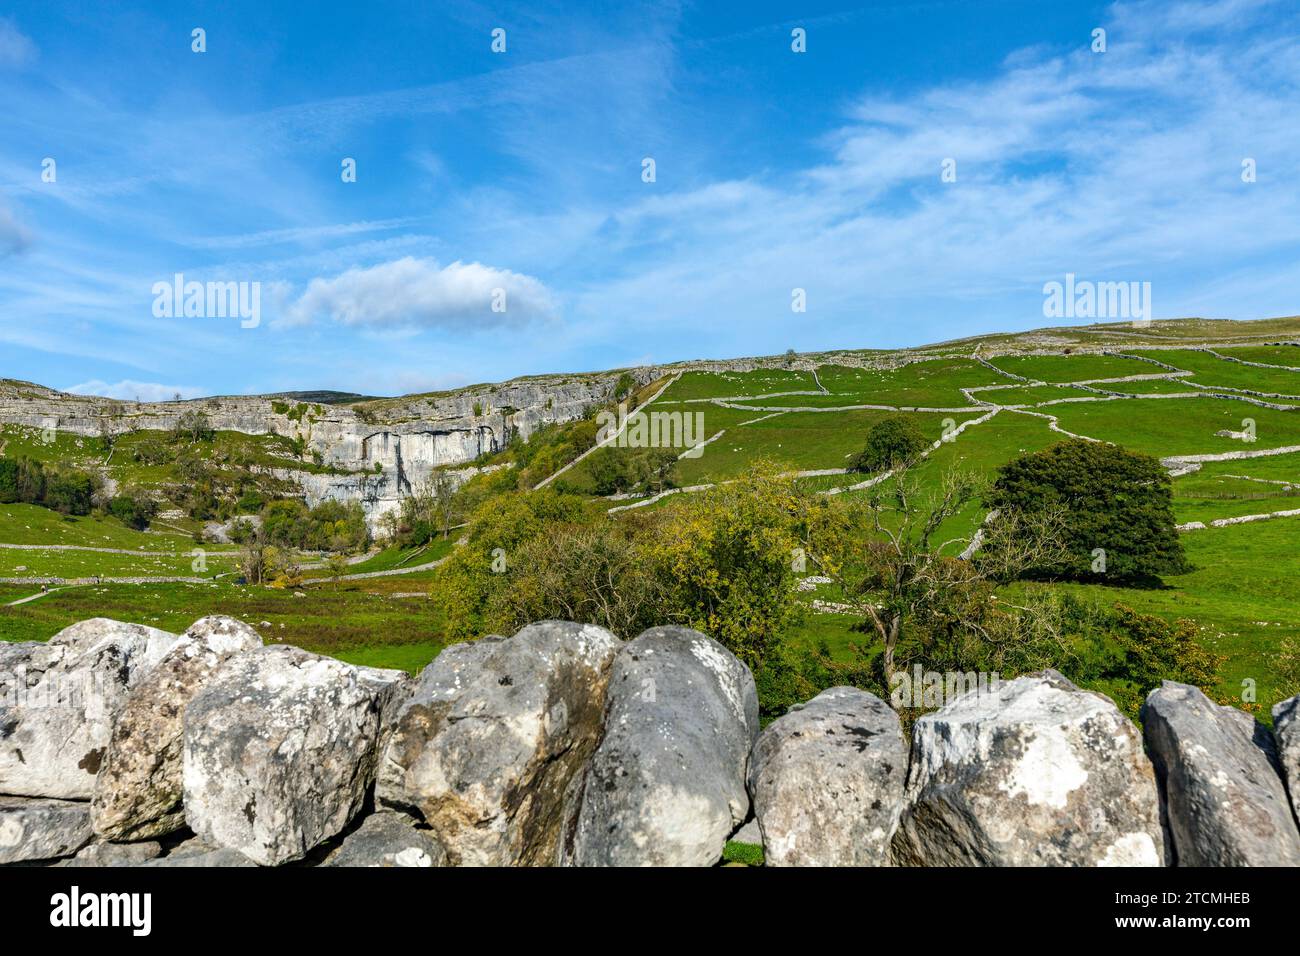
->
[281,256,558,329]
[66,380,205,402]
[0,18,36,70]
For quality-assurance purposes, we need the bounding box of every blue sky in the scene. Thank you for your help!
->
[2,0,1299,399]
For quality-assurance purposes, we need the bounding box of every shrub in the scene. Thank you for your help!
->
[108,490,157,530]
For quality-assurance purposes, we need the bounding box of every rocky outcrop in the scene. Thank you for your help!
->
[892,671,1165,866]
[377,621,621,866]
[91,616,265,841]
[1142,681,1300,866]
[6,614,1300,868]
[558,626,759,867]
[748,687,906,866]
[322,811,447,868]
[182,646,408,866]
[1275,694,1300,824]
[0,618,179,799]
[0,372,651,529]
[0,796,92,864]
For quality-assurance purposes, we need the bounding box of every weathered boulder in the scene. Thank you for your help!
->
[182,645,407,866]
[1275,694,1300,825]
[62,839,162,867]
[749,686,906,866]
[322,811,447,867]
[0,618,180,799]
[0,795,93,864]
[377,621,622,866]
[1143,681,1300,866]
[140,837,257,867]
[892,670,1164,866]
[92,616,264,841]
[558,626,760,867]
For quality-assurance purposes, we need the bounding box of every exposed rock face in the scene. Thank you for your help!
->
[1142,681,1300,866]
[182,646,407,866]
[892,670,1164,867]
[558,626,760,867]
[0,796,93,864]
[322,811,447,868]
[0,618,180,799]
[748,687,907,866]
[91,616,265,841]
[0,373,650,529]
[1275,694,1300,825]
[377,621,622,866]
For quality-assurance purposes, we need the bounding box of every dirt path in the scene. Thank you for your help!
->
[5,587,62,607]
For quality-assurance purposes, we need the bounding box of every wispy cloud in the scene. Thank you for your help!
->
[66,379,205,401]
[0,18,36,70]
[0,203,30,258]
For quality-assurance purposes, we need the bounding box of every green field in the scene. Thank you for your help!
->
[4,318,1300,720]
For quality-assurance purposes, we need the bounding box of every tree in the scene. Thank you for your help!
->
[807,466,1068,689]
[987,439,1188,582]
[108,488,156,530]
[172,409,214,444]
[431,488,590,641]
[490,520,663,638]
[43,466,96,515]
[326,552,350,586]
[852,416,929,474]
[644,463,834,670]
[97,403,126,460]
[0,457,17,503]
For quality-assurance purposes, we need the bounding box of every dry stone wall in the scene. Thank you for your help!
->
[2,616,1298,867]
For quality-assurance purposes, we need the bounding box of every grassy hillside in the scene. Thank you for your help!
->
[5,316,1300,716]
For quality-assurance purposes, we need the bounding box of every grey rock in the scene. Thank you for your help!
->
[92,616,265,841]
[182,645,403,866]
[63,839,162,867]
[1275,694,1300,826]
[1143,681,1300,866]
[322,811,447,867]
[749,686,906,866]
[0,795,93,863]
[141,844,257,867]
[0,618,180,799]
[893,670,1164,866]
[377,621,621,866]
[558,626,760,867]
[729,819,761,846]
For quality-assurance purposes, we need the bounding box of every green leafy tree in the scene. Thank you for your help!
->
[431,488,590,641]
[0,457,17,503]
[988,439,1188,582]
[852,416,929,474]
[645,463,836,670]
